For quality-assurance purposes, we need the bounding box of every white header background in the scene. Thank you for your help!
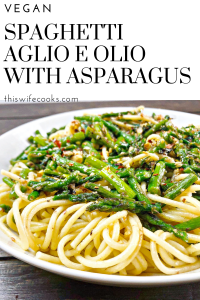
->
[0,0,199,101]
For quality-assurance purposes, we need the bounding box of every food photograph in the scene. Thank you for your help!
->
[0,100,200,299]
[0,0,199,298]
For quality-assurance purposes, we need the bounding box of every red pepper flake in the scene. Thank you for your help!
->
[153,173,159,176]
[182,198,186,203]
[54,139,61,148]
[117,165,124,169]
[116,171,119,173]
[166,144,173,149]
[81,128,85,133]
[66,139,70,143]
[11,237,15,242]
[162,183,167,186]
[148,139,153,143]
[111,175,114,178]
[180,168,184,173]
[69,163,74,166]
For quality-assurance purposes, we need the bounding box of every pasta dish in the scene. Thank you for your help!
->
[1,106,200,276]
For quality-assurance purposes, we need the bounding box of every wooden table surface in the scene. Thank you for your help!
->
[0,100,200,300]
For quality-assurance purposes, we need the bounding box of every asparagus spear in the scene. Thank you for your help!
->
[53,154,100,176]
[159,158,177,169]
[103,120,135,144]
[190,164,200,173]
[85,156,107,170]
[75,115,102,124]
[64,144,78,151]
[29,171,81,192]
[175,216,200,231]
[100,166,136,198]
[85,156,116,173]
[85,156,130,178]
[53,192,99,202]
[114,136,129,153]
[2,177,15,188]
[85,182,121,199]
[140,219,157,232]
[82,141,101,159]
[144,117,170,138]
[60,132,85,146]
[44,169,66,178]
[128,176,151,204]
[161,182,175,192]
[85,126,115,149]
[101,111,134,118]
[183,166,197,175]
[77,174,102,185]
[10,145,31,165]
[95,122,113,142]
[34,134,48,146]
[0,204,11,213]
[140,213,188,242]
[19,168,31,179]
[164,173,198,199]
[46,160,57,170]
[117,169,132,178]
[28,191,40,201]
[75,116,135,144]
[57,166,70,174]
[9,187,18,200]
[28,150,47,163]
[162,131,178,144]
[135,169,152,183]
[148,161,166,195]
[87,198,162,214]
[67,193,99,202]
[84,182,162,214]
[53,191,69,200]
[175,146,189,165]
[37,143,54,151]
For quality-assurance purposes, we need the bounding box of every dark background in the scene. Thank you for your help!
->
[0,100,199,300]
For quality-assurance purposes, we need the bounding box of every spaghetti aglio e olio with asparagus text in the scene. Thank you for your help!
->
[1,106,200,276]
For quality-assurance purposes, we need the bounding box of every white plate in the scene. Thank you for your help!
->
[0,106,200,287]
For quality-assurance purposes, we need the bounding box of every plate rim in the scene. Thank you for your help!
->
[0,106,200,287]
